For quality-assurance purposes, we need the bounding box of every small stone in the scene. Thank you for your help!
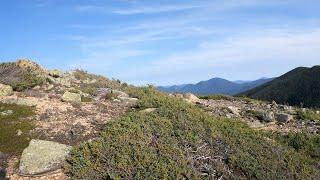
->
[0,83,13,96]
[17,129,23,136]
[47,84,54,90]
[316,111,320,115]
[276,113,293,123]
[33,85,41,90]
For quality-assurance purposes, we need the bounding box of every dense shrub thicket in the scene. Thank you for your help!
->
[66,87,320,179]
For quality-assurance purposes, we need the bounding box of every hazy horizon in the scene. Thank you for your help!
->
[1,0,320,85]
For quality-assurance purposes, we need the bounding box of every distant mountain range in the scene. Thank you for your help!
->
[239,65,320,108]
[158,77,274,95]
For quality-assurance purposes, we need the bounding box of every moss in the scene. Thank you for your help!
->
[66,87,320,179]
[0,103,36,154]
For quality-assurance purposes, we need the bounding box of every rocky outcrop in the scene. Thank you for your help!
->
[183,93,200,103]
[19,140,71,175]
[61,91,81,103]
[261,111,275,122]
[276,113,293,123]
[0,84,13,96]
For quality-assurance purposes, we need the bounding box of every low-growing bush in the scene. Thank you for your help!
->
[66,87,320,179]
[199,94,234,101]
[297,109,320,121]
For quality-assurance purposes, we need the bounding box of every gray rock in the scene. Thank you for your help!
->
[95,88,129,101]
[118,96,138,104]
[0,84,13,96]
[19,139,72,175]
[276,113,293,123]
[227,106,240,116]
[1,98,38,106]
[183,93,200,103]
[61,91,81,103]
[261,111,275,122]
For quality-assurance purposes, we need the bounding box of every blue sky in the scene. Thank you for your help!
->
[0,0,320,85]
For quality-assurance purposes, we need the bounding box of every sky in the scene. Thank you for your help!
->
[0,0,320,85]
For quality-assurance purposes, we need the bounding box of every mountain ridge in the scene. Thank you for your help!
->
[239,65,320,108]
[158,77,274,95]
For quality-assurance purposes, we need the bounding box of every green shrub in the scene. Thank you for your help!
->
[0,62,45,91]
[297,110,320,121]
[269,132,320,159]
[105,91,119,100]
[66,87,320,179]
[199,94,234,101]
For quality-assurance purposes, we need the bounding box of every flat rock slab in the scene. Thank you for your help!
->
[19,139,72,175]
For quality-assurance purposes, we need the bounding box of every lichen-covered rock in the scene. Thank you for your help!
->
[0,84,13,96]
[61,91,81,103]
[1,98,38,106]
[19,140,71,175]
[47,76,71,87]
[261,111,275,122]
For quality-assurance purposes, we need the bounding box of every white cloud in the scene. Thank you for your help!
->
[118,27,320,84]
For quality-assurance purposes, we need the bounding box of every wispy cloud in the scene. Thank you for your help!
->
[74,3,203,14]
[119,27,320,84]
[112,4,203,15]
